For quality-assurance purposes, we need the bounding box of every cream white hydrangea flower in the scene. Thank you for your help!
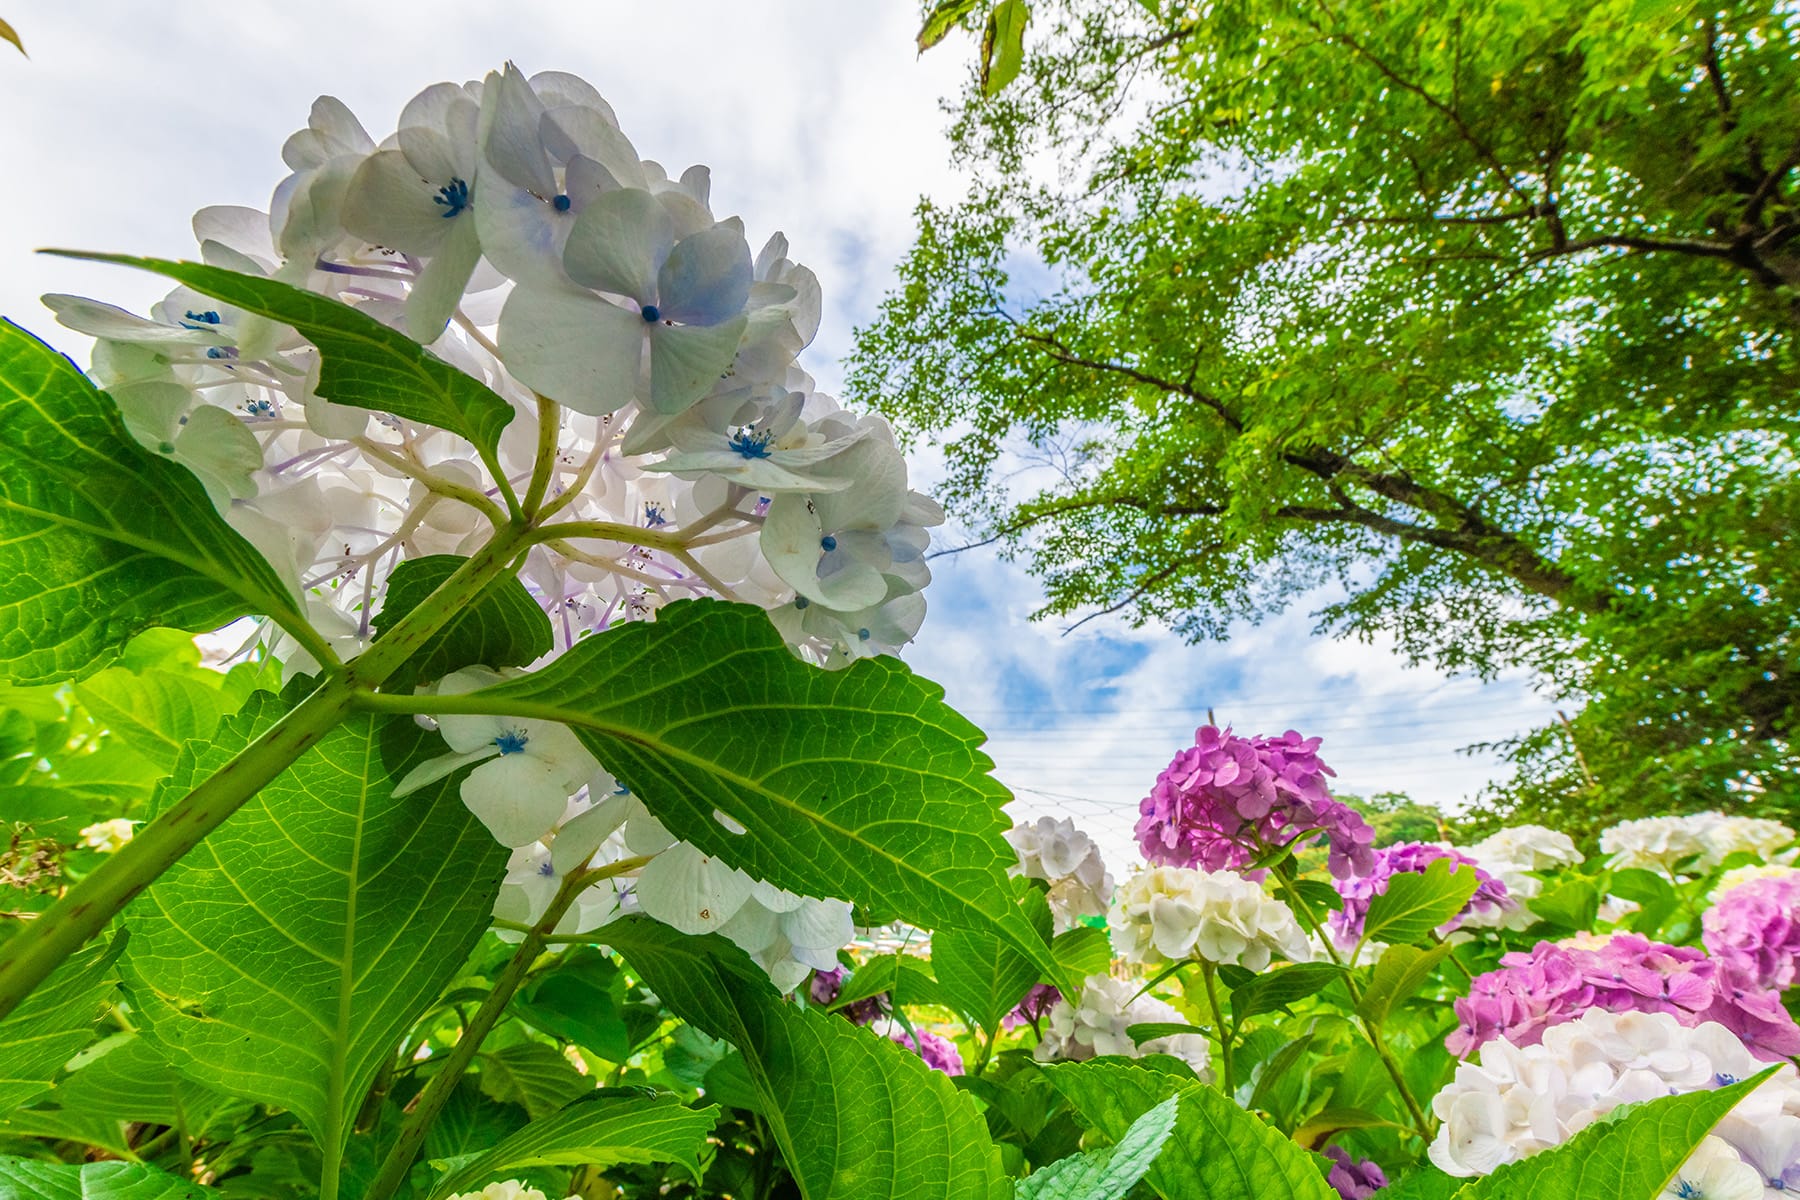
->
[447,1183,547,1200]
[1005,815,1113,931]
[1035,975,1210,1076]
[1109,866,1310,971]
[78,819,136,854]
[1602,812,1796,875]
[1466,825,1583,871]
[1428,1008,1800,1186]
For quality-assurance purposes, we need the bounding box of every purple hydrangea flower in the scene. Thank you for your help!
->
[1324,1147,1388,1198]
[1703,873,1800,992]
[1004,983,1062,1030]
[1448,933,1800,1061]
[890,1027,965,1075]
[1330,842,1510,946]
[1135,726,1376,879]
[809,966,886,1026]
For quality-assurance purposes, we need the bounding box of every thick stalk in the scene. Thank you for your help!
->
[0,521,537,1022]
[1199,961,1234,1097]
[362,860,640,1200]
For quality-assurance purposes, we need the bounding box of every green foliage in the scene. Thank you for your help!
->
[426,1092,718,1198]
[372,554,554,692]
[851,0,1800,829]
[932,888,1053,1034]
[1038,1059,1335,1200]
[52,256,515,468]
[1229,962,1347,1021]
[0,320,304,685]
[0,937,119,1116]
[601,916,1012,1200]
[1014,1092,1177,1200]
[0,1158,210,1199]
[1359,860,1479,947]
[1455,1068,1777,1199]
[459,598,1066,986]
[1356,943,1456,1027]
[121,696,508,1171]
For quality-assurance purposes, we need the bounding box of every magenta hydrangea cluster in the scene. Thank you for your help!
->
[1703,873,1800,992]
[1330,842,1509,945]
[889,1027,965,1076]
[808,966,887,1026]
[1324,1147,1388,1199]
[1135,726,1377,879]
[1448,933,1800,1061]
[1004,983,1062,1030]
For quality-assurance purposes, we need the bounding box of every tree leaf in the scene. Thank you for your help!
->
[372,553,554,692]
[0,935,120,1116]
[462,598,1067,988]
[0,1158,213,1199]
[917,0,983,52]
[1015,1092,1179,1200]
[73,667,227,773]
[428,1091,718,1198]
[0,319,302,685]
[600,915,1012,1200]
[120,695,509,1169]
[932,888,1051,1033]
[1229,962,1346,1021]
[980,0,1029,95]
[1359,859,1479,947]
[1453,1067,1779,1200]
[1038,1059,1335,1200]
[47,255,515,463]
[1356,942,1455,1026]
[0,19,22,56]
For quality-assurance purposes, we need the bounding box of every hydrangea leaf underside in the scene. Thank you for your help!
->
[599,915,1012,1200]
[372,553,554,692]
[0,320,304,685]
[47,255,515,463]
[0,936,120,1117]
[1453,1068,1778,1200]
[120,695,509,1167]
[427,1092,718,1198]
[469,599,1069,988]
[0,1157,211,1200]
[1039,1059,1336,1200]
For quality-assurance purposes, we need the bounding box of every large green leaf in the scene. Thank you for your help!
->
[1454,1068,1778,1200]
[1038,1059,1335,1200]
[601,915,1012,1200]
[0,1158,212,1200]
[0,935,120,1116]
[120,695,509,1168]
[1355,942,1456,1026]
[830,951,944,1011]
[73,667,228,773]
[1015,1093,1179,1200]
[53,255,514,462]
[460,599,1064,986]
[0,319,302,684]
[428,1091,718,1198]
[1229,962,1347,1021]
[1359,859,1480,948]
[932,888,1052,1034]
[372,553,554,691]
[476,1042,594,1120]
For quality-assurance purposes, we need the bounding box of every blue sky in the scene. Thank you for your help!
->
[0,1,1557,868]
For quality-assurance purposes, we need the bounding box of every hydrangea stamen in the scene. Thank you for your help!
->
[493,729,530,755]
[433,178,470,218]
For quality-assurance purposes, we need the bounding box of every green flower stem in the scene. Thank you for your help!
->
[1199,960,1234,1097]
[527,517,691,554]
[362,857,647,1200]
[0,520,538,1023]
[520,395,562,518]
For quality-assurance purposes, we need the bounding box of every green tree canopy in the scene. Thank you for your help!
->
[851,0,1799,832]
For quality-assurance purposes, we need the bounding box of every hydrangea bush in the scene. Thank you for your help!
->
[0,65,1797,1200]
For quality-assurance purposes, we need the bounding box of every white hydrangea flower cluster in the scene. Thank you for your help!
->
[1035,974,1211,1076]
[447,1184,546,1200]
[1004,815,1113,930]
[49,64,941,674]
[1714,863,1800,903]
[1458,825,1584,932]
[1600,813,1796,875]
[1428,1008,1800,1193]
[395,666,854,991]
[1108,866,1310,971]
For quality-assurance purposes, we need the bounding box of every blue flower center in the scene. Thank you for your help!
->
[820,535,837,552]
[641,304,661,323]
[434,178,470,218]
[1673,1184,1701,1200]
[537,858,556,877]
[494,729,530,755]
[794,596,810,609]
[858,628,871,640]
[643,502,668,527]
[205,347,238,360]
[728,427,775,459]
[1714,1072,1739,1087]
[183,310,222,326]
[552,193,572,212]
[244,398,275,418]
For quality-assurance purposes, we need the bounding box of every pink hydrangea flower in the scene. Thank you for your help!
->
[889,1027,965,1075]
[1003,983,1062,1030]
[1703,872,1800,992]
[1330,842,1510,945]
[809,966,886,1026]
[1324,1147,1388,1198]
[1135,726,1376,879]
[1449,934,1800,1061]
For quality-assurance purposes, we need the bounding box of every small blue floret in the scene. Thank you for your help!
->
[820,535,837,552]
[494,729,530,755]
[641,304,661,323]
[552,193,572,212]
[728,427,775,459]
[794,596,810,610]
[184,310,222,325]
[434,178,471,218]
